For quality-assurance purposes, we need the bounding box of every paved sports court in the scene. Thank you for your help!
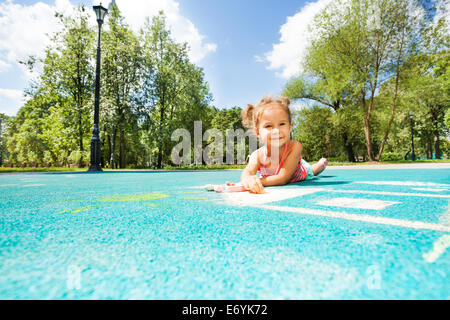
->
[0,163,449,299]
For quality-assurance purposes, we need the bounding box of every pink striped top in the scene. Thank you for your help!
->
[257,141,308,183]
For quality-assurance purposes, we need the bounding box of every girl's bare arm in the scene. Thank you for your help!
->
[240,150,264,193]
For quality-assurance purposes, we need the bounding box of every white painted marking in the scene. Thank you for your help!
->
[316,197,399,210]
[326,189,450,199]
[23,184,45,187]
[252,204,450,232]
[412,188,448,192]
[423,235,450,263]
[0,184,17,187]
[221,187,325,205]
[356,181,449,187]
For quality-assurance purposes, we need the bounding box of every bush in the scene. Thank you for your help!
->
[43,150,54,167]
[68,150,89,167]
[327,156,348,163]
[380,152,403,161]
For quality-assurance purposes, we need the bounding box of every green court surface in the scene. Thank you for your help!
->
[0,166,449,299]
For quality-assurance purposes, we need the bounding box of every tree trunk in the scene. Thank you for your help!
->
[120,123,126,168]
[376,95,397,161]
[78,111,84,168]
[342,132,355,162]
[157,103,164,169]
[430,106,441,159]
[363,117,374,161]
[111,126,117,169]
[362,94,375,161]
[107,133,112,167]
[426,135,433,159]
[376,33,404,161]
[434,132,441,159]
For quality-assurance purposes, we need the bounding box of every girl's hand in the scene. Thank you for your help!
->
[242,175,264,194]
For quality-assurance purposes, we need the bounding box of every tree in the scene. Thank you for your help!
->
[400,50,449,158]
[41,6,95,167]
[101,3,141,169]
[6,89,54,167]
[283,75,359,161]
[291,106,341,161]
[309,0,426,161]
[0,113,10,166]
[137,12,213,168]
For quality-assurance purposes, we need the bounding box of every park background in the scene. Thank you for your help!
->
[0,0,448,170]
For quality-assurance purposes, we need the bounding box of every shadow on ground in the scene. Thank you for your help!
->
[293,180,351,186]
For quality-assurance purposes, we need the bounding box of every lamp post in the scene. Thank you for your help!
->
[409,111,416,161]
[88,4,108,171]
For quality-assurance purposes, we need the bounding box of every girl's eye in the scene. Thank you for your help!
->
[265,125,272,128]
[280,123,285,126]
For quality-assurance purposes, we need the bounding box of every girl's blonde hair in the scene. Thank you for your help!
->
[241,96,291,129]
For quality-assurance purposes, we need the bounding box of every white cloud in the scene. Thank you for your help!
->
[0,59,11,72]
[254,54,264,63]
[290,103,307,112]
[434,0,450,34]
[0,88,25,116]
[263,0,332,79]
[102,0,217,63]
[0,0,215,79]
[0,0,216,116]
[0,0,76,74]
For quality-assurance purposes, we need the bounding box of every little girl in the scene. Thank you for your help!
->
[229,96,327,194]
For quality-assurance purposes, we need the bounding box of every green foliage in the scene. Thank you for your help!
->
[4,2,449,168]
[445,108,450,128]
[0,113,10,166]
[292,106,341,161]
[284,0,449,162]
[136,12,214,168]
[380,152,404,161]
[67,150,89,167]
[100,3,142,169]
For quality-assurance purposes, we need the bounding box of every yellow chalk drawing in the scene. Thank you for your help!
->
[55,193,171,214]
[143,203,157,207]
[55,205,94,214]
[98,193,169,202]
[177,196,208,200]
[55,209,70,214]
[176,191,203,194]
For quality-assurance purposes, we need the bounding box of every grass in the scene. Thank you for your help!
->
[1,159,449,173]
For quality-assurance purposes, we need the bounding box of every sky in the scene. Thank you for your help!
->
[0,0,448,116]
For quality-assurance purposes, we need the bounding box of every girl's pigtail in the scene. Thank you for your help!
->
[279,96,290,107]
[241,104,255,128]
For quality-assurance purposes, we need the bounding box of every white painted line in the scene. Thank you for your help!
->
[252,204,450,232]
[221,187,325,205]
[316,197,399,210]
[355,181,449,187]
[412,188,448,192]
[423,235,450,263]
[326,189,450,198]
[23,184,45,187]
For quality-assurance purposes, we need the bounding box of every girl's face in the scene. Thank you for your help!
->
[255,105,293,148]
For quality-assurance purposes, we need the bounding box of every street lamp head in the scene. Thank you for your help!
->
[93,3,108,24]
[409,111,414,118]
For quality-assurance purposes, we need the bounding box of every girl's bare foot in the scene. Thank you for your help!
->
[312,158,327,176]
